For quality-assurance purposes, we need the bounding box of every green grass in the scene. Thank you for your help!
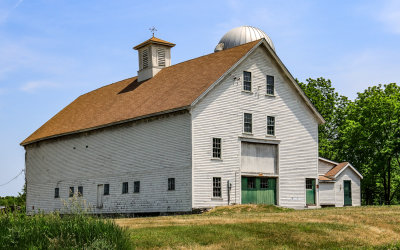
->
[0,212,132,249]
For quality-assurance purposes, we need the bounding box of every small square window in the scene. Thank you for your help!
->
[267,116,275,136]
[69,187,74,197]
[260,178,269,189]
[213,177,222,197]
[134,181,140,193]
[78,186,83,197]
[266,75,274,95]
[212,138,221,158]
[243,71,252,91]
[247,178,256,189]
[244,113,253,133]
[122,182,128,194]
[54,188,60,198]
[104,184,110,195]
[168,178,175,191]
[306,179,314,190]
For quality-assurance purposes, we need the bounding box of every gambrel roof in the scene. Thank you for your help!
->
[22,39,324,146]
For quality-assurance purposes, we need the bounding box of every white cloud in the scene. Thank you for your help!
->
[378,0,400,34]
[20,80,59,93]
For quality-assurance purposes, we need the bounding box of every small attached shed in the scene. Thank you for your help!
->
[318,157,363,207]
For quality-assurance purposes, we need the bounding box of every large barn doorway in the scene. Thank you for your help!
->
[241,177,276,205]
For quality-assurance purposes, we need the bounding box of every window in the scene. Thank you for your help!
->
[267,116,275,136]
[244,113,253,133]
[247,177,256,189]
[122,182,128,194]
[78,186,83,197]
[69,187,74,197]
[243,71,252,91]
[134,181,140,193]
[168,178,175,191]
[142,48,149,69]
[54,188,59,198]
[104,184,110,195]
[260,178,269,189]
[213,177,221,197]
[266,75,274,95]
[212,138,221,158]
[306,179,313,189]
[157,47,165,66]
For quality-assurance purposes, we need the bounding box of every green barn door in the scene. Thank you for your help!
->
[306,179,316,205]
[242,177,276,205]
[344,180,352,206]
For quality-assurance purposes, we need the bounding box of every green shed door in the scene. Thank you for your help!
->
[306,179,316,205]
[344,180,352,206]
[242,177,276,205]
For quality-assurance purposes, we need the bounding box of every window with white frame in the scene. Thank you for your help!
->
[266,75,274,95]
[54,188,59,198]
[168,178,175,191]
[213,177,222,197]
[78,186,83,197]
[69,187,74,197]
[243,71,252,91]
[267,116,275,136]
[134,181,140,193]
[212,138,221,158]
[122,182,128,194]
[244,113,253,133]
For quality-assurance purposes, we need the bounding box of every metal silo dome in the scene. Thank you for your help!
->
[215,26,275,52]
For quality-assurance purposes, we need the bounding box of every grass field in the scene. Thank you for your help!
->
[116,205,400,249]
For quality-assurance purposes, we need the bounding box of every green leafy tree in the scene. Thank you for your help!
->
[337,83,400,205]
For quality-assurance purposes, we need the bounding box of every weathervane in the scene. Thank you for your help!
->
[149,26,157,37]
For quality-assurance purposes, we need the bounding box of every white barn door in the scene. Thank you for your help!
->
[241,142,277,175]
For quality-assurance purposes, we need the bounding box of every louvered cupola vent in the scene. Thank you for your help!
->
[133,36,175,82]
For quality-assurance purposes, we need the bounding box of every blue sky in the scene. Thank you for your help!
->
[0,0,399,196]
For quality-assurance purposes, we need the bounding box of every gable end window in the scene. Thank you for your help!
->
[122,182,128,194]
[54,188,60,198]
[168,178,175,191]
[134,181,140,193]
[244,113,253,133]
[243,71,252,92]
[212,138,222,159]
[69,187,74,197]
[267,116,275,136]
[213,177,222,197]
[266,75,274,95]
[78,186,83,197]
[104,184,110,195]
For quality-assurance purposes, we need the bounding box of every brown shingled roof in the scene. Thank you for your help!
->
[21,40,260,145]
[133,36,176,50]
[318,176,333,181]
[325,162,349,178]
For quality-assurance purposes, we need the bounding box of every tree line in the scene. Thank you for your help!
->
[298,78,400,205]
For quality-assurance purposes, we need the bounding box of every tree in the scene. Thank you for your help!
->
[337,83,400,205]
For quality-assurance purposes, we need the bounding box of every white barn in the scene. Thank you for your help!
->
[21,26,362,214]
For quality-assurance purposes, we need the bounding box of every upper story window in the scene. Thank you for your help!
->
[212,138,221,159]
[267,116,275,136]
[213,177,222,197]
[266,75,274,95]
[243,71,252,92]
[244,113,253,133]
[142,48,149,69]
[104,184,110,195]
[134,181,140,193]
[168,178,175,191]
[122,182,128,194]
[157,47,165,66]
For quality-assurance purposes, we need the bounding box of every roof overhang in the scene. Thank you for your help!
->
[318,157,339,165]
[334,163,364,179]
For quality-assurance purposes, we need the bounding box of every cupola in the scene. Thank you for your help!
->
[133,36,175,82]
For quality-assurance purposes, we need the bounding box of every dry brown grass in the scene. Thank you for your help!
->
[115,205,400,249]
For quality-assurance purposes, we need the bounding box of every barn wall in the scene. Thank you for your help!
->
[25,111,192,214]
[334,168,361,207]
[191,46,319,209]
[319,182,335,205]
[318,160,336,175]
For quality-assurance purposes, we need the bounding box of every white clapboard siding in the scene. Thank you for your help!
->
[25,112,192,214]
[318,160,336,175]
[334,168,361,207]
[191,46,319,209]
[319,183,335,205]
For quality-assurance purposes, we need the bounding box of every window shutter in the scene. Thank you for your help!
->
[157,48,165,66]
[142,48,149,69]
